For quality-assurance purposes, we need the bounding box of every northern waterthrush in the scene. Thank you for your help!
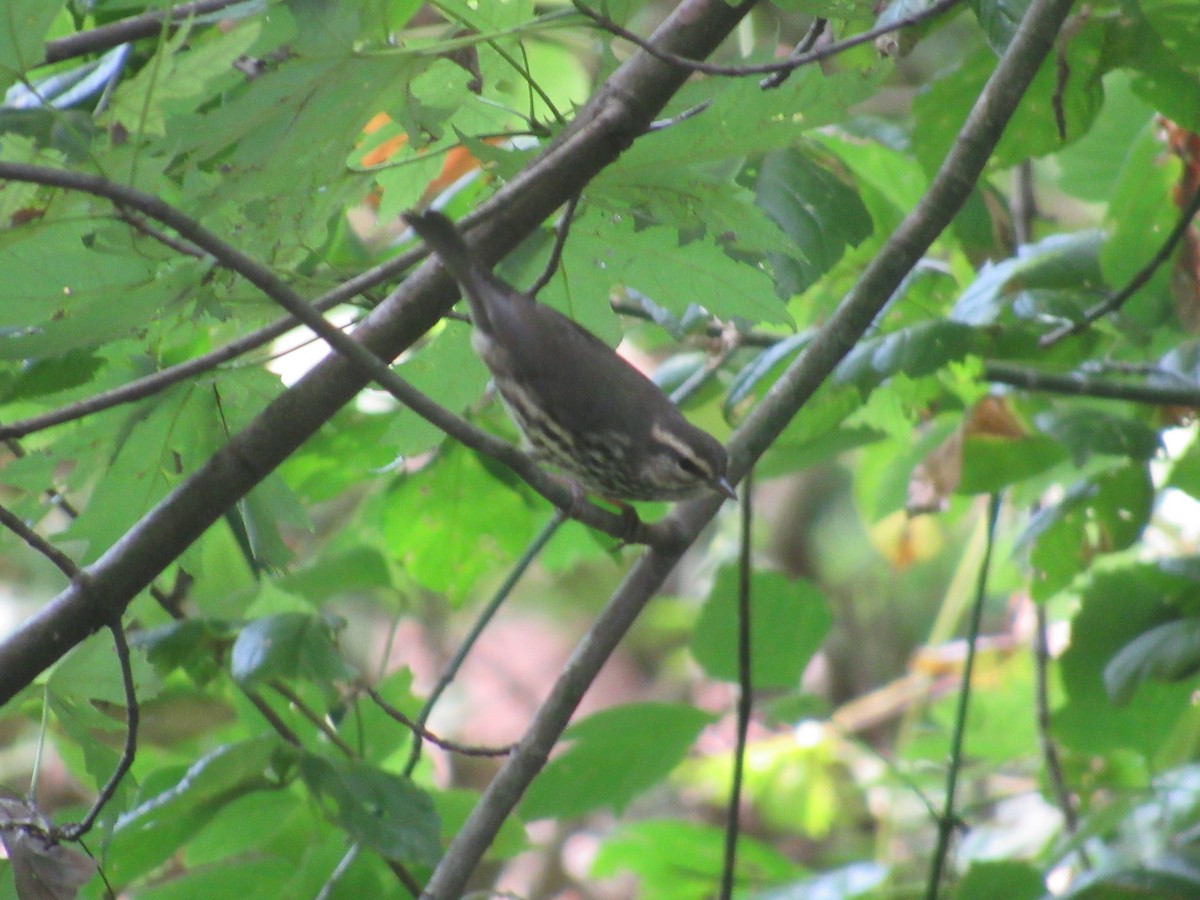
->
[403,209,736,504]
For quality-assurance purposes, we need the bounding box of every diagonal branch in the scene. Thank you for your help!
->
[420,0,1076,892]
[0,0,756,706]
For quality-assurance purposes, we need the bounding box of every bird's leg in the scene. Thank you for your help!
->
[606,499,646,548]
[544,473,645,545]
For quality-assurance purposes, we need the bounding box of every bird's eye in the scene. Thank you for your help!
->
[676,455,704,477]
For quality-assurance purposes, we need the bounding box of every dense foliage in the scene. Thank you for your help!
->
[2,0,1200,897]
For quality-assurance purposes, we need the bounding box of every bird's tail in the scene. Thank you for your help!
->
[403,209,483,286]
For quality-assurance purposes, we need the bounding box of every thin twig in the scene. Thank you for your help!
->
[486,35,565,128]
[669,343,738,407]
[148,569,194,620]
[983,361,1200,407]
[760,18,828,89]
[365,686,513,760]
[1,496,140,841]
[270,681,356,757]
[1011,161,1037,246]
[315,843,361,900]
[925,494,1002,900]
[608,298,792,347]
[528,192,582,296]
[42,0,258,65]
[402,510,565,776]
[572,0,964,79]
[719,467,751,900]
[1034,603,1089,864]
[0,503,79,581]
[57,621,139,841]
[647,100,712,132]
[243,689,303,746]
[4,439,81,518]
[385,859,422,899]
[115,207,206,257]
[1040,181,1200,347]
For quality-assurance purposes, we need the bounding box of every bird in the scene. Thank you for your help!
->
[402,208,736,508]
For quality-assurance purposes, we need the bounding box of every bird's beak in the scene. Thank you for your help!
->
[714,477,737,500]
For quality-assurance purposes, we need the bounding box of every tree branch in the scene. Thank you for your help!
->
[983,361,1200,406]
[719,467,752,900]
[421,0,1075,892]
[41,0,259,66]
[925,494,1001,899]
[0,0,756,705]
[572,0,964,78]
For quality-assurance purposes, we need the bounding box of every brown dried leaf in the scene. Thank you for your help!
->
[0,799,97,900]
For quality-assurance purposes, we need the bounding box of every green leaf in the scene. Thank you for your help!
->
[1104,618,1200,706]
[1099,120,1181,328]
[278,545,393,603]
[1168,425,1200,502]
[1127,0,1200,131]
[433,789,527,862]
[233,470,311,573]
[522,703,716,819]
[1053,71,1157,202]
[556,211,788,326]
[950,231,1105,326]
[0,1,60,82]
[592,819,802,898]
[298,754,441,866]
[104,19,260,137]
[836,320,982,391]
[116,855,298,900]
[726,330,815,410]
[755,147,873,298]
[692,571,831,688]
[0,219,200,359]
[230,612,357,687]
[1054,562,1199,756]
[913,30,1103,171]
[382,443,539,602]
[60,381,229,563]
[1034,408,1162,465]
[958,435,1067,494]
[761,386,883,478]
[1021,464,1153,601]
[591,167,796,267]
[953,860,1044,899]
[106,737,283,883]
[131,618,236,683]
[0,350,103,402]
[620,68,876,169]
[969,0,1031,54]
[280,408,414,502]
[48,629,160,707]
